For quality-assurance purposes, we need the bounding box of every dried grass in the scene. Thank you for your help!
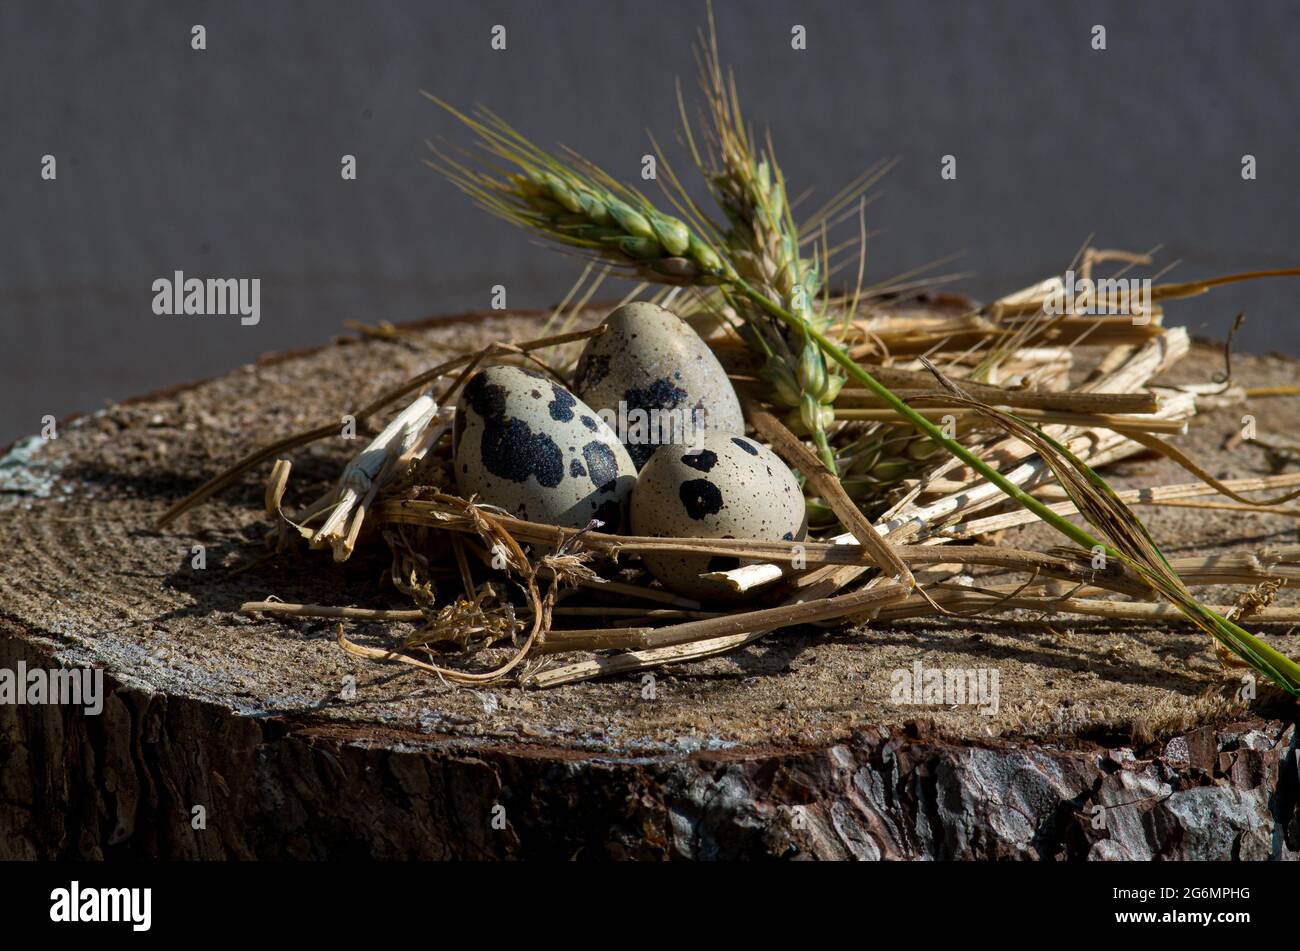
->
[147,10,1300,704]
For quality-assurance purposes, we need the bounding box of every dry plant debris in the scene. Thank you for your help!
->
[151,10,1300,706]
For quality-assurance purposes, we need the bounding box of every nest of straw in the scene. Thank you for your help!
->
[153,291,1300,695]
[154,9,1300,700]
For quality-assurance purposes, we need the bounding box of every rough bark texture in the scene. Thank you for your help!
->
[3,305,1299,859]
[4,628,1296,860]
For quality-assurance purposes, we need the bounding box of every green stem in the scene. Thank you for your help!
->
[819,328,1098,546]
[811,427,836,473]
[1187,603,1300,695]
[733,279,1097,544]
[733,277,1300,694]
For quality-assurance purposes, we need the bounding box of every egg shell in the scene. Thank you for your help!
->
[573,301,744,469]
[630,431,807,601]
[453,364,637,531]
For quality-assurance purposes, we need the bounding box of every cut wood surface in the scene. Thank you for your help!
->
[2,303,1298,859]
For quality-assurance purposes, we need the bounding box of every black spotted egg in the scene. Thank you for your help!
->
[573,301,744,469]
[453,365,637,531]
[630,431,806,600]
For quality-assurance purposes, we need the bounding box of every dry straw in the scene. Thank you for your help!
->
[160,7,1300,700]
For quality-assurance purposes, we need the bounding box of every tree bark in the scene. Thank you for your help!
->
[4,628,1295,860]
[2,304,1298,860]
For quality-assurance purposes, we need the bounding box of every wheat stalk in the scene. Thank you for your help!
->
[425,92,851,471]
[416,13,1300,694]
[676,18,843,471]
[424,96,729,287]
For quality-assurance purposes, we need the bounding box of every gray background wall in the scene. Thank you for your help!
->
[2,0,1298,446]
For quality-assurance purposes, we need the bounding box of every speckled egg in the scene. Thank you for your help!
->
[453,364,637,531]
[630,431,806,601]
[573,301,744,469]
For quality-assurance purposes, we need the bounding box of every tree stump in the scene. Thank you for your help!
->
[2,305,1297,860]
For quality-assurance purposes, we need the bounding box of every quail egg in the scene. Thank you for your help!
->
[454,364,637,531]
[573,301,744,469]
[630,431,806,600]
